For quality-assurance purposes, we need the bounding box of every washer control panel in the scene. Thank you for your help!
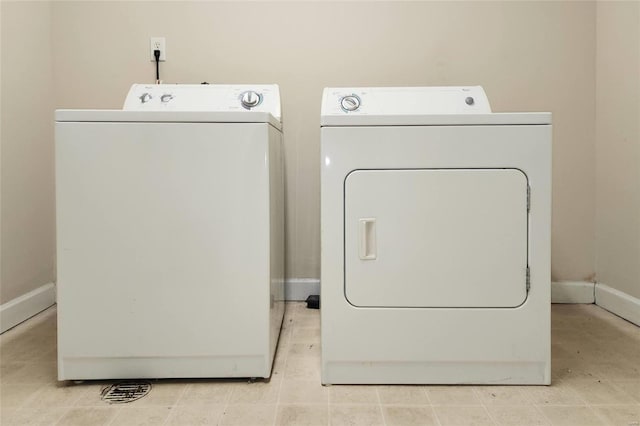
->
[340,95,361,112]
[123,84,280,119]
[240,91,262,109]
[323,86,492,117]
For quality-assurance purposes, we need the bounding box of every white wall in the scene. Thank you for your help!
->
[595,1,640,300]
[0,1,55,305]
[51,1,597,282]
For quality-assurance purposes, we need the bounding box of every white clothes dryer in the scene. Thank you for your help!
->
[320,86,551,385]
[56,84,285,380]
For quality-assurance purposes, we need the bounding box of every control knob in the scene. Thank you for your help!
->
[139,93,152,103]
[161,94,174,103]
[240,91,261,109]
[340,95,361,112]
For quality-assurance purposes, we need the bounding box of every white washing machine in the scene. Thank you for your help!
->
[321,86,551,385]
[56,84,285,380]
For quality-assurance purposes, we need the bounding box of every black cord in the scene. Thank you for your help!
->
[154,49,160,83]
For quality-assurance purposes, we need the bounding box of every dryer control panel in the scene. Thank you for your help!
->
[322,86,491,117]
[123,84,281,120]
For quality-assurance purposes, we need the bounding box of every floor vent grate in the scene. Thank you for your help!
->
[100,381,152,404]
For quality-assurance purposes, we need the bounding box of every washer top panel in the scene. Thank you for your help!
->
[56,84,281,129]
[124,84,281,119]
[321,86,550,126]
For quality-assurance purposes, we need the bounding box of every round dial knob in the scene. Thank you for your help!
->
[340,95,361,112]
[139,93,152,103]
[161,94,174,103]
[240,91,261,109]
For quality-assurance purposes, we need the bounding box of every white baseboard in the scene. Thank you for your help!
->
[3,281,633,330]
[551,281,595,304]
[0,283,56,334]
[287,280,600,304]
[285,278,320,301]
[595,283,640,327]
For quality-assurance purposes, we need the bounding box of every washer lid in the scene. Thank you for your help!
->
[55,110,281,130]
[321,86,551,126]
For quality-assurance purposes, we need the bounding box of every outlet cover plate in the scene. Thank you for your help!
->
[150,37,166,61]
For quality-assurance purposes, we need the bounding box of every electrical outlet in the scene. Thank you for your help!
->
[150,37,166,61]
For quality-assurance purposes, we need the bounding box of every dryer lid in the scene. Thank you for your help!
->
[320,86,551,126]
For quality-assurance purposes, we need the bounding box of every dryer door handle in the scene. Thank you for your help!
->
[359,218,377,260]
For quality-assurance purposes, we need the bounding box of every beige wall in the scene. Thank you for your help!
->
[595,1,640,299]
[0,1,56,304]
[1,1,604,306]
[4,0,638,307]
[0,1,3,297]
[51,1,597,282]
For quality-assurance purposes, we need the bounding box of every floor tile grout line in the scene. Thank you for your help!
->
[273,306,293,426]
[608,379,640,404]
[96,402,123,426]
[220,381,235,425]
[431,404,444,426]
[326,396,330,426]
[590,404,633,426]
[8,382,47,411]
[471,386,483,407]
[536,404,607,426]
[159,381,189,426]
[481,403,499,426]
[48,404,74,425]
[272,376,285,426]
[375,384,388,426]
[566,378,638,406]
[422,385,431,406]
[531,405,552,426]
[521,383,538,406]
[432,400,443,426]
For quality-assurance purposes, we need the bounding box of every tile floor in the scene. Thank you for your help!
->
[1,302,639,425]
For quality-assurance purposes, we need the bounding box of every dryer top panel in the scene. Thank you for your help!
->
[321,86,551,126]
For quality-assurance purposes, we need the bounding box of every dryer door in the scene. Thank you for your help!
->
[344,168,528,308]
